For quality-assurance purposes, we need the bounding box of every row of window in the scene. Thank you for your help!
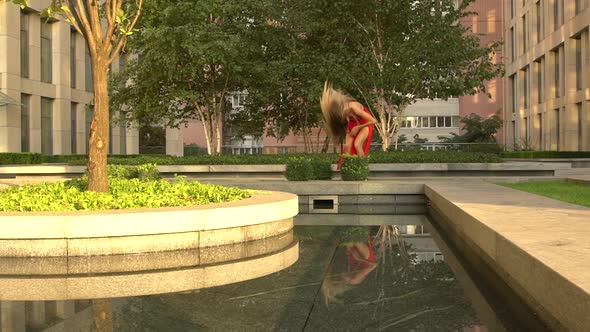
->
[509,0,587,60]
[513,103,585,151]
[20,95,127,155]
[20,11,93,91]
[510,35,585,112]
[400,116,460,129]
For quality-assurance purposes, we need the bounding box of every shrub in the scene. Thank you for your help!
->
[501,151,590,159]
[0,153,43,165]
[0,175,250,212]
[340,155,369,181]
[137,163,162,181]
[285,157,313,181]
[309,158,333,180]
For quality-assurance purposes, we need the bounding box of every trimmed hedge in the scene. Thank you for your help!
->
[285,156,333,181]
[0,153,43,165]
[501,151,590,159]
[340,155,369,181]
[0,150,503,166]
[0,164,250,212]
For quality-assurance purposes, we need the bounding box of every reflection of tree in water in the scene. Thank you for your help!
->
[114,295,202,332]
[321,225,480,331]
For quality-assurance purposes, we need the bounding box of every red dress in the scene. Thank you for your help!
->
[337,106,375,169]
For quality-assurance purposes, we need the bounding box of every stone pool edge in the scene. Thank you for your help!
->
[424,181,590,331]
[0,191,298,257]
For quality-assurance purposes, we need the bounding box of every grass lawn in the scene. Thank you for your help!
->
[499,181,590,208]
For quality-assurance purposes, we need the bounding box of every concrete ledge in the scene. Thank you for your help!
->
[504,158,590,168]
[0,239,299,301]
[425,181,590,331]
[0,191,298,257]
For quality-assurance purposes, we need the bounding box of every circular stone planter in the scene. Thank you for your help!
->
[0,191,298,257]
[0,231,299,301]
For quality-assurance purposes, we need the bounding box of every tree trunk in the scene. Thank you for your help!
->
[214,111,222,154]
[202,118,212,155]
[87,58,109,192]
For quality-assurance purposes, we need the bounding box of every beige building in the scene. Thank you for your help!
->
[0,0,138,154]
[504,0,590,151]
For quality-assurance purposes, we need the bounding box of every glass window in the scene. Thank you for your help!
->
[553,49,560,97]
[71,31,76,88]
[576,0,585,13]
[41,98,53,155]
[538,113,543,150]
[523,67,529,109]
[577,103,583,151]
[536,1,542,43]
[553,0,559,30]
[555,108,560,151]
[452,116,460,127]
[575,37,582,91]
[20,11,29,78]
[21,94,30,152]
[522,15,527,53]
[422,117,430,128]
[41,20,52,83]
[71,103,77,154]
[120,115,127,155]
[85,46,93,92]
[444,116,452,127]
[524,117,529,147]
[429,116,437,128]
[510,74,517,112]
[510,28,516,60]
[536,58,543,104]
[437,116,445,128]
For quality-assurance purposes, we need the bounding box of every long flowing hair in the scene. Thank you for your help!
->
[320,81,355,139]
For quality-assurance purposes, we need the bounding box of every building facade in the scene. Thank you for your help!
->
[0,1,138,155]
[504,0,590,151]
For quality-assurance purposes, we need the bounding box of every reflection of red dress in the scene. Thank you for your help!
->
[346,240,376,271]
[337,106,375,169]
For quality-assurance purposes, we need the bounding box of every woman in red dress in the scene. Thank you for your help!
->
[320,82,376,169]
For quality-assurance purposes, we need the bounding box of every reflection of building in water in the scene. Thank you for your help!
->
[397,224,445,263]
[0,300,93,331]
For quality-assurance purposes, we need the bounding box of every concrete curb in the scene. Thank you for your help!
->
[0,191,298,257]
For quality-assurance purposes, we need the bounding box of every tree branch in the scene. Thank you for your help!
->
[107,0,143,65]
[86,0,103,46]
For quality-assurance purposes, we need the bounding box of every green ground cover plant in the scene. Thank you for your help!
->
[499,181,590,208]
[501,151,590,159]
[0,164,251,212]
[0,151,502,166]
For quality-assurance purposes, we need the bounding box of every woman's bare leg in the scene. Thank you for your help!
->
[353,127,370,156]
[343,134,354,154]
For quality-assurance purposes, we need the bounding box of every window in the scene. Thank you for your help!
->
[510,75,517,112]
[555,108,560,150]
[85,47,93,92]
[444,116,452,127]
[71,32,76,88]
[578,103,583,151]
[536,58,544,104]
[20,11,29,78]
[71,103,77,154]
[512,120,517,148]
[538,113,543,150]
[41,20,52,83]
[553,0,560,30]
[429,116,437,128]
[536,1,542,43]
[510,27,516,60]
[553,49,560,97]
[524,117,529,148]
[120,116,127,154]
[575,37,582,91]
[510,0,514,18]
[21,94,30,152]
[452,116,460,127]
[41,98,53,155]
[522,15,528,52]
[523,67,529,109]
[232,94,246,107]
[108,116,113,154]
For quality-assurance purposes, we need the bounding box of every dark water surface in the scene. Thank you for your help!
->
[0,215,536,331]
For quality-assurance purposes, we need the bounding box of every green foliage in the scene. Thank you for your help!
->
[501,151,590,159]
[285,157,313,181]
[136,163,161,181]
[369,151,502,163]
[335,227,370,244]
[0,152,42,165]
[0,175,250,212]
[340,155,369,181]
[310,158,333,180]
[438,113,503,144]
[499,181,590,208]
[413,134,428,144]
[184,145,208,156]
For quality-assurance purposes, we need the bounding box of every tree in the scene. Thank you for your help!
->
[8,0,143,192]
[307,0,503,151]
[111,0,266,155]
[438,113,502,143]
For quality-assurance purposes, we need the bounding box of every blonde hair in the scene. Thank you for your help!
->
[320,81,355,139]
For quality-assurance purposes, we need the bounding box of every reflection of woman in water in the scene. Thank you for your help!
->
[320,82,376,170]
[322,238,378,306]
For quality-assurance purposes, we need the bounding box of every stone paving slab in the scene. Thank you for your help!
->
[425,180,590,331]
